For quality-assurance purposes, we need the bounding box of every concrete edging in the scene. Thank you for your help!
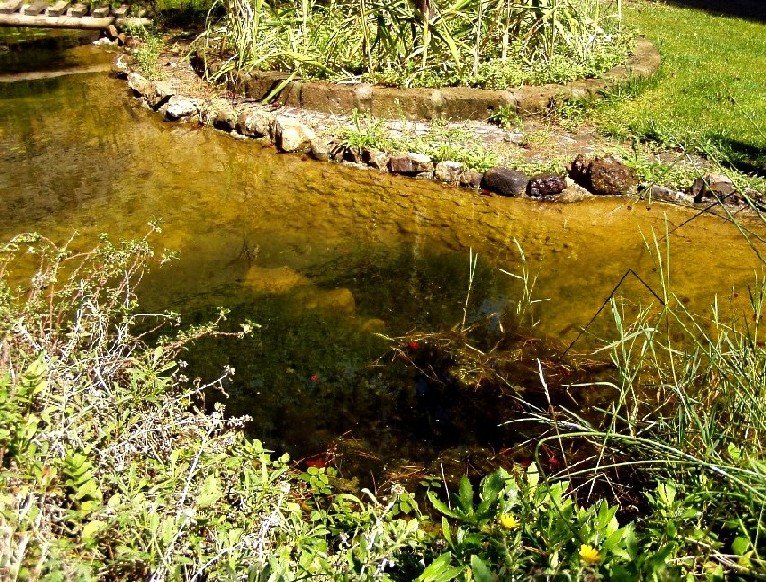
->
[219,37,660,121]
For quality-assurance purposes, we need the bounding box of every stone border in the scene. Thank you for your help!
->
[117,40,763,210]
[206,37,660,122]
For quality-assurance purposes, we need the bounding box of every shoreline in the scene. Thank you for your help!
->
[113,34,764,213]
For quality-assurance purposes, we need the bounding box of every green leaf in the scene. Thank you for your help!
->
[441,516,453,549]
[416,552,463,582]
[732,536,750,556]
[470,555,493,582]
[198,474,222,508]
[82,520,107,542]
[428,491,461,519]
[457,475,474,516]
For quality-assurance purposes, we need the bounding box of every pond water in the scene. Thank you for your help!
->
[2,35,764,481]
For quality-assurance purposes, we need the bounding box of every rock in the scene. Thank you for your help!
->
[213,105,238,131]
[328,141,345,162]
[127,72,152,98]
[107,24,119,40]
[388,153,433,175]
[304,288,356,315]
[691,173,736,202]
[117,33,127,46]
[274,116,317,153]
[164,96,200,121]
[236,109,273,138]
[435,161,465,184]
[342,147,364,164]
[480,167,529,197]
[310,140,330,162]
[111,54,131,78]
[460,170,483,189]
[146,80,175,109]
[362,148,389,171]
[569,154,638,196]
[243,266,309,294]
[559,179,592,203]
[527,174,566,197]
[649,185,694,205]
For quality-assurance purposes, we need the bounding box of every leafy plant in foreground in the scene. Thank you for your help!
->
[421,466,637,580]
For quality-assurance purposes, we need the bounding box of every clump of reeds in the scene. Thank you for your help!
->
[199,0,631,89]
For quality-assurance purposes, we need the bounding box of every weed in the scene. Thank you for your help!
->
[488,104,521,130]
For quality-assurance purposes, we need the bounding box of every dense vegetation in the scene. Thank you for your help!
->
[2,220,766,579]
[197,0,632,88]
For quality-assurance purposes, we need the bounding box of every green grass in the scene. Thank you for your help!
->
[595,0,766,173]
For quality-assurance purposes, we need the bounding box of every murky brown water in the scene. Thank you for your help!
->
[2,39,764,476]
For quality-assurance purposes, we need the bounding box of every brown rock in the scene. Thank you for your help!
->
[569,154,638,196]
[274,116,316,153]
[388,153,433,175]
[691,173,736,202]
[362,148,389,171]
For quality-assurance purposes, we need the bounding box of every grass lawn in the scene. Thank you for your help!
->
[594,0,766,173]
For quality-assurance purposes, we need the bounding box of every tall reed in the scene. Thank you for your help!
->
[200,0,628,88]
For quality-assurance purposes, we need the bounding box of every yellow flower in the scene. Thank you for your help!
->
[579,544,601,565]
[499,513,519,530]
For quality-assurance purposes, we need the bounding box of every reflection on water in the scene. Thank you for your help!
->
[2,43,765,475]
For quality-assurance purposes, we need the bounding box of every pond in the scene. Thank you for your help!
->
[2,34,764,482]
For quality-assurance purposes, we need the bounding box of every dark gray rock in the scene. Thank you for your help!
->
[527,174,566,197]
[480,167,529,197]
